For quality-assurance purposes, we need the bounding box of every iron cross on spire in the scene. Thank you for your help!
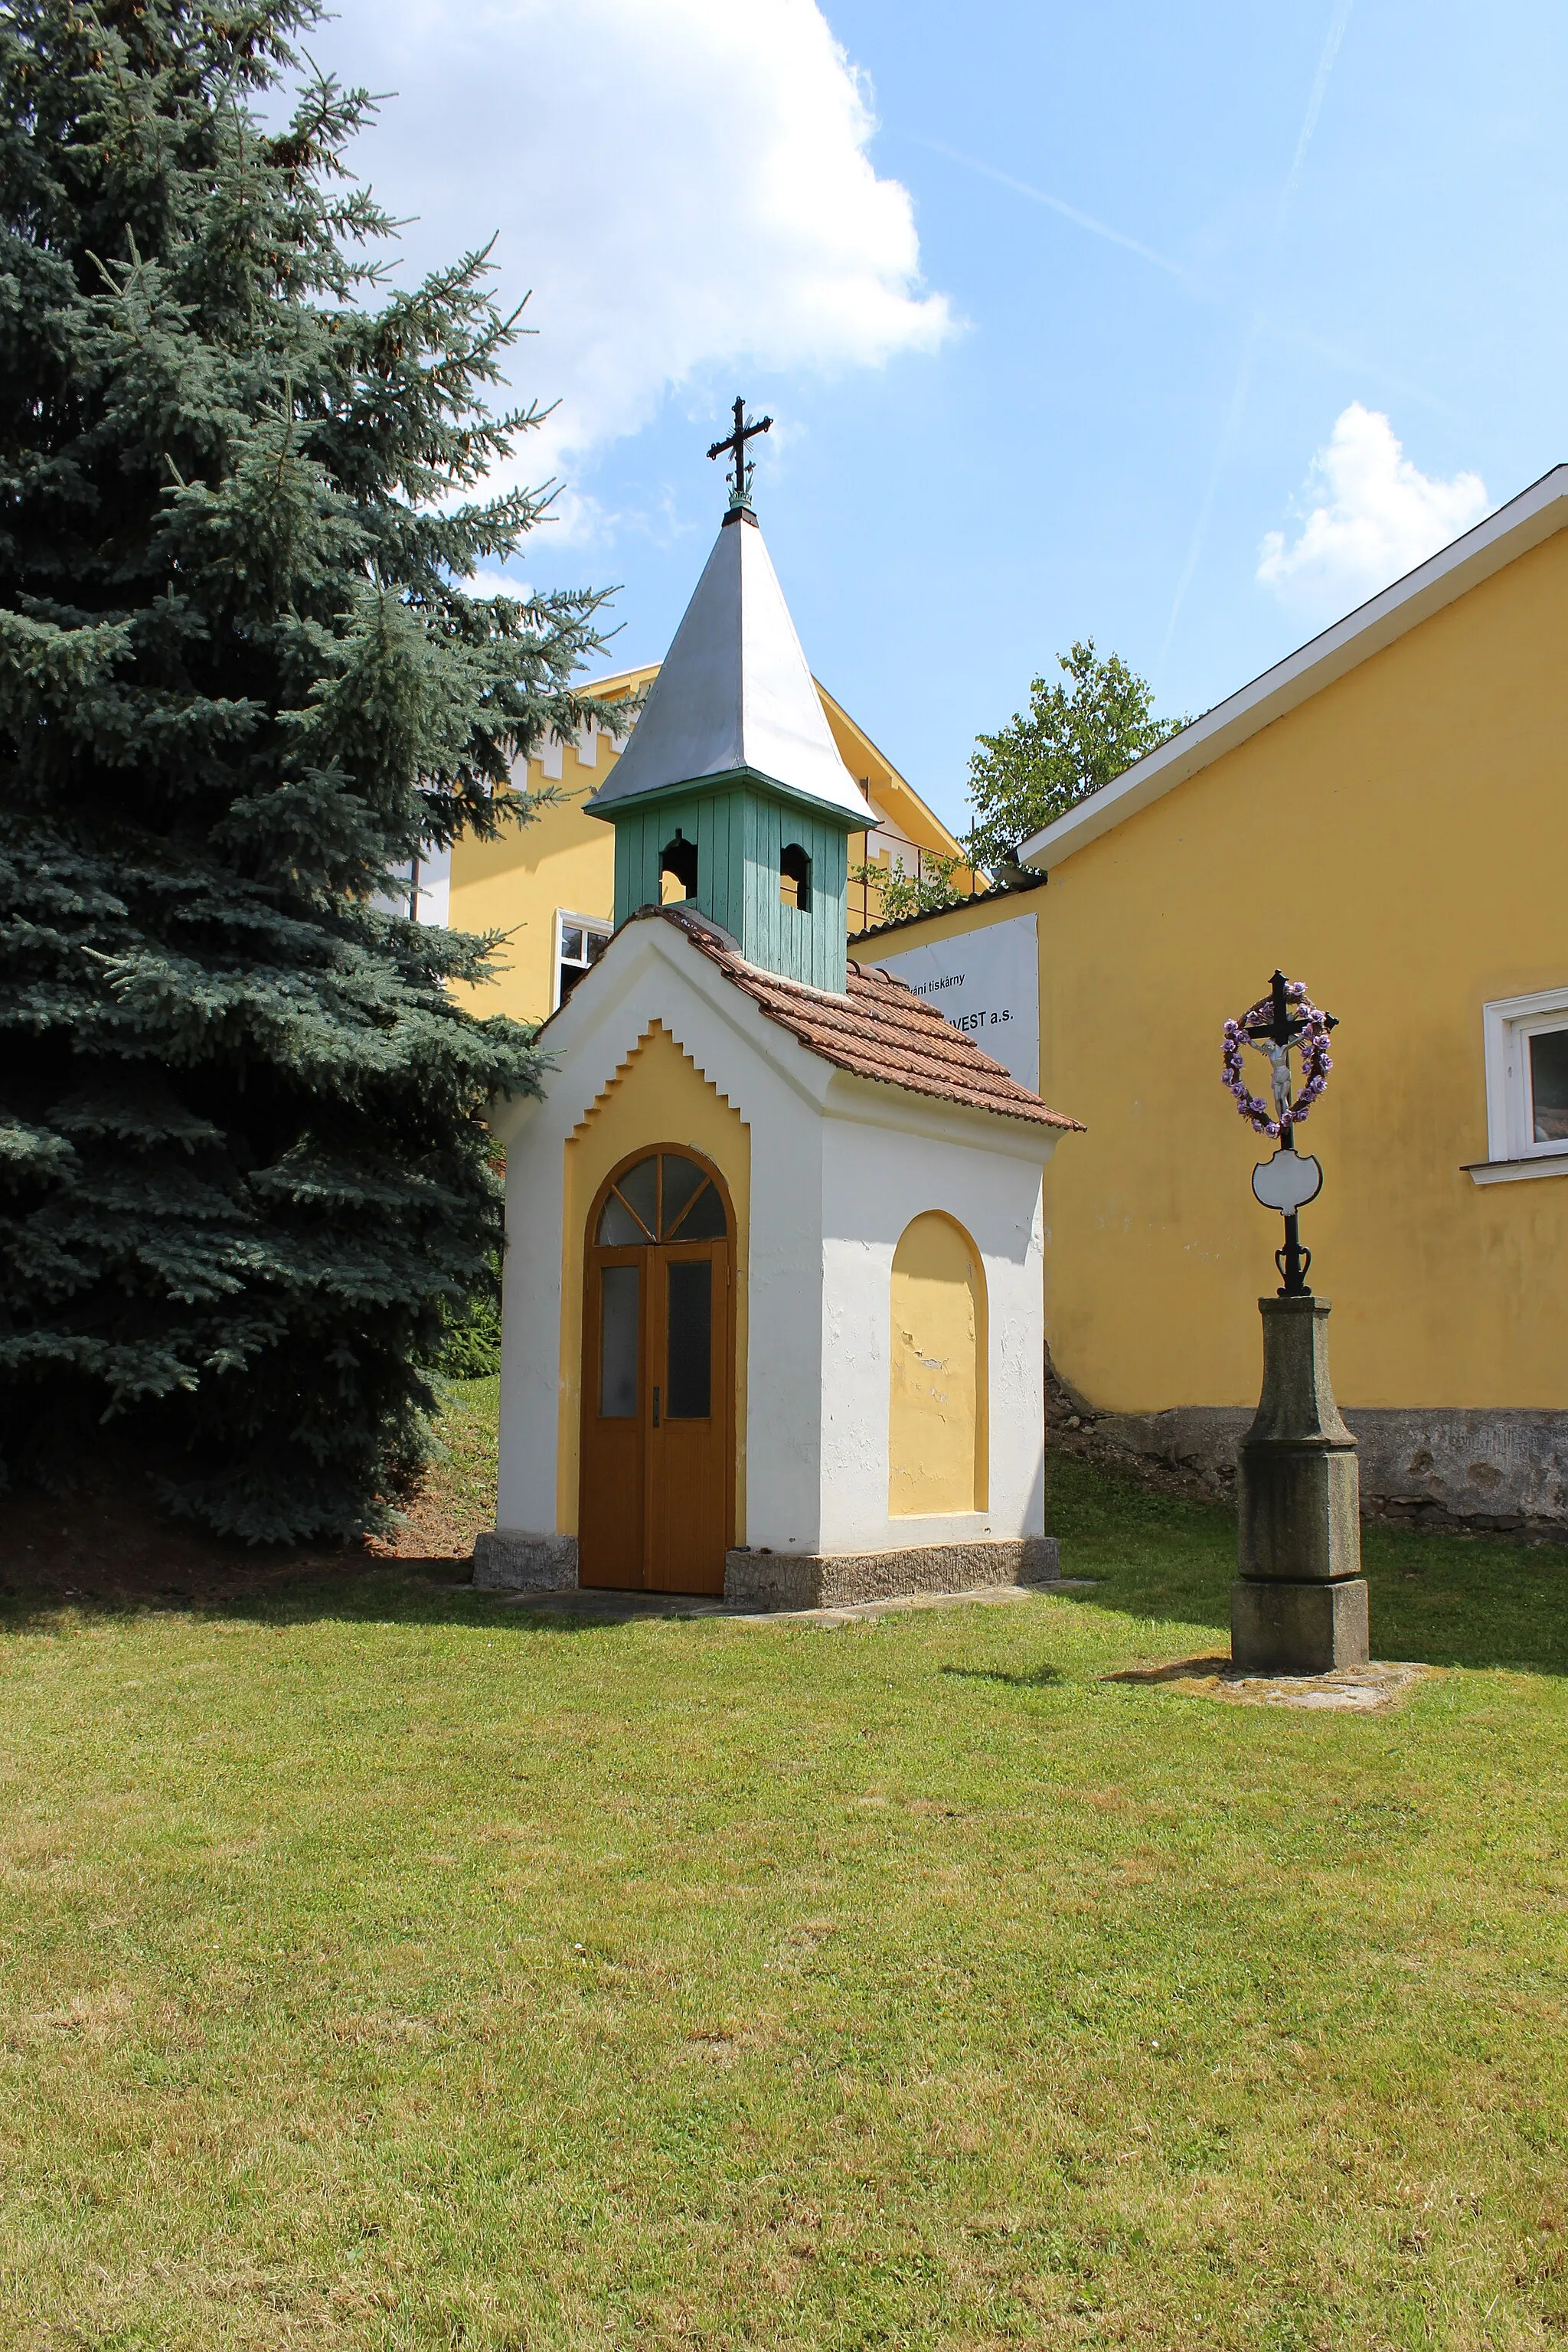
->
[707,395,773,514]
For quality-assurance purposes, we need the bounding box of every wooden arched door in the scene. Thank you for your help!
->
[580,1148,736,1595]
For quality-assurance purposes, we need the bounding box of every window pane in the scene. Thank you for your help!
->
[665,1259,712,1419]
[596,1191,646,1245]
[675,1181,727,1240]
[1530,1027,1568,1142]
[599,1265,639,1416]
[560,924,583,963]
[660,1153,707,1237]
[585,929,609,965]
[610,1154,654,1234]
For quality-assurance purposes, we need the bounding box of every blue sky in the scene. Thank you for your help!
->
[302,1,1568,829]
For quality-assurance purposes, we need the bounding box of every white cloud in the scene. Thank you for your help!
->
[312,0,953,523]
[1258,403,1489,612]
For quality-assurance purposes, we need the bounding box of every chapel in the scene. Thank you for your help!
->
[477,416,1082,1606]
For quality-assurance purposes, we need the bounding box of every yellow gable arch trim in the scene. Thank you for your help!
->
[889,1212,988,1517]
[556,1022,751,1537]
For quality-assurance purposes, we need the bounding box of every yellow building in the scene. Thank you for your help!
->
[433,665,973,1027]
[869,466,1568,1527]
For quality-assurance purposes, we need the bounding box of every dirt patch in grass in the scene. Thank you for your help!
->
[1109,1652,1436,1710]
[0,1377,498,1615]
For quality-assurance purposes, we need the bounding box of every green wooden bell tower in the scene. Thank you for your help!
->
[584,403,871,996]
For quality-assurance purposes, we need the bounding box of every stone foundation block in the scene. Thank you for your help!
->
[724,1536,1060,1612]
[1230,1575,1370,1674]
[472,1531,580,1592]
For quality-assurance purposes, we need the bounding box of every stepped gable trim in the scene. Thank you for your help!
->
[653,906,1082,1132]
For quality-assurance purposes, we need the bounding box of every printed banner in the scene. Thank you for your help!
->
[875,912,1039,1090]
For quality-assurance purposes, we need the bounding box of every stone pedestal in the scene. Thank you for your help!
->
[1231,1296,1369,1672]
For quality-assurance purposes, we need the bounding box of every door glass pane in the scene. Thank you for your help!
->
[617,1155,658,1234]
[597,1192,645,1246]
[660,1154,707,1236]
[675,1181,727,1241]
[665,1259,712,1419]
[1529,1027,1568,1143]
[599,1264,640,1416]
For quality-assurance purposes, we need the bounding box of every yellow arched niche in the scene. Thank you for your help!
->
[557,1022,750,1535]
[888,1213,988,1516]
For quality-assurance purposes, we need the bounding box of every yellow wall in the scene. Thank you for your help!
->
[446,668,969,1024]
[874,525,1568,1415]
[447,692,634,1029]
[555,1021,751,1536]
[888,1213,988,1513]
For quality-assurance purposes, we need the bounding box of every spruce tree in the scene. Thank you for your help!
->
[0,0,608,1539]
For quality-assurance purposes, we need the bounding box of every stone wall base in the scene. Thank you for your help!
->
[1231,1576,1370,1674]
[1087,1403,1568,1532]
[472,1531,580,1592]
[724,1536,1060,1612]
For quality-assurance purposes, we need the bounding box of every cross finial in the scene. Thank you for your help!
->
[707,395,773,516]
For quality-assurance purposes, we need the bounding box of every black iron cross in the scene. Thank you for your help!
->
[1246,970,1312,1060]
[707,396,773,509]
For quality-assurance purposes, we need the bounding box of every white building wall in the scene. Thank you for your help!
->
[812,1089,1047,1556]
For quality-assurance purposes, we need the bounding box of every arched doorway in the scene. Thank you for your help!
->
[580,1148,736,1594]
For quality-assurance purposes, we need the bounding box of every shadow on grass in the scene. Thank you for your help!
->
[2,1452,1564,1681]
[0,1560,743,1642]
[941,1661,1065,1690]
[1047,1452,1568,1678]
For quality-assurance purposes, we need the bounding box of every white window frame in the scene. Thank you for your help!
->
[552,907,612,1011]
[1472,988,1568,1184]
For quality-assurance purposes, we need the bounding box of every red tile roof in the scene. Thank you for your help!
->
[652,906,1083,1133]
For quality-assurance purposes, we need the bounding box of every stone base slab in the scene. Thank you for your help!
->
[724,1536,1060,1612]
[1231,1575,1370,1674]
[472,1531,580,1592]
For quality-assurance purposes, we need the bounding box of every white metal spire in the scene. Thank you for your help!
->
[583,511,874,828]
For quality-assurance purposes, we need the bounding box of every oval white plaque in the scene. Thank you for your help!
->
[1253,1150,1323,1212]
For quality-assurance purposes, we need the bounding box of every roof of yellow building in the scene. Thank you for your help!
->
[1021,462,1568,870]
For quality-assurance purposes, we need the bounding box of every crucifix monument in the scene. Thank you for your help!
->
[1223,971,1370,1674]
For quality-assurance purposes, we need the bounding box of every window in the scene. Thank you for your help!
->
[1530,1029,1568,1144]
[594,1153,728,1246]
[779,843,812,912]
[661,831,698,903]
[1476,988,1568,1180]
[556,910,610,1009]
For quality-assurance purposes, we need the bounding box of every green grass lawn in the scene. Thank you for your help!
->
[2,1390,1565,2350]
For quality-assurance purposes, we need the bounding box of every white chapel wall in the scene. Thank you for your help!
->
[809,1097,1047,1558]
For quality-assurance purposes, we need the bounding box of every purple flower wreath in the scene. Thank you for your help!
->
[1221,981,1334,1139]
